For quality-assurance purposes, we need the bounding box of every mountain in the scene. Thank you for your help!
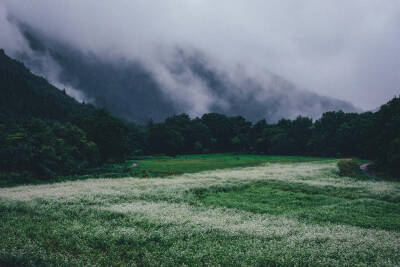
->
[18,29,178,122]
[0,48,96,123]
[1,48,398,181]
[183,51,360,122]
[0,49,131,176]
[14,27,360,123]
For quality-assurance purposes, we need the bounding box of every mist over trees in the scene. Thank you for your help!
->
[0,49,399,183]
[12,27,359,123]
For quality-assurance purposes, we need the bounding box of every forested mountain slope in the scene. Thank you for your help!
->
[0,49,95,123]
[18,28,359,123]
[0,49,398,184]
[0,49,130,182]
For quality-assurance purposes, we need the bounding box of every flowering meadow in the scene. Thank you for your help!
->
[1,157,399,266]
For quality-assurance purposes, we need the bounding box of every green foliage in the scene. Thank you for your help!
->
[0,49,95,123]
[387,138,400,174]
[0,49,399,182]
[371,97,400,176]
[141,99,399,179]
[0,119,99,182]
[0,50,130,182]
[337,159,370,180]
[201,113,235,152]
[73,109,129,161]
[148,123,184,156]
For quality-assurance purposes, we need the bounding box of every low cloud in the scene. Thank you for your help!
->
[1,1,399,120]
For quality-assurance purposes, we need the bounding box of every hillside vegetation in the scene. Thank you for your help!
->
[0,49,399,185]
[0,49,132,182]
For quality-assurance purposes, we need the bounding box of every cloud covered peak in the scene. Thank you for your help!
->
[2,1,398,121]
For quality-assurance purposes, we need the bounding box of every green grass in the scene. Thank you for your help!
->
[198,181,400,231]
[1,155,400,266]
[87,154,331,178]
[1,154,329,187]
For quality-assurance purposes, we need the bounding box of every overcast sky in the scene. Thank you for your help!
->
[1,0,399,111]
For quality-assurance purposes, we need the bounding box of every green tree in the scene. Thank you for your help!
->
[148,123,184,156]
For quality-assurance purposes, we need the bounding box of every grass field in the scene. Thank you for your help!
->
[84,154,330,179]
[1,154,400,266]
[2,154,328,187]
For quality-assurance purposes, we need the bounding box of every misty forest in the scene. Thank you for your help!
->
[1,1,400,266]
[1,49,399,183]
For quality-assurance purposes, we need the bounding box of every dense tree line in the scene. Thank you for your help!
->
[0,111,131,181]
[133,97,400,177]
[0,119,99,180]
[0,49,399,182]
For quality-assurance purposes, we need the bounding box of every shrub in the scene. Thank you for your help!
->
[337,159,368,179]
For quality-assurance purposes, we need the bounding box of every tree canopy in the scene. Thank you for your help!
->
[0,49,399,181]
